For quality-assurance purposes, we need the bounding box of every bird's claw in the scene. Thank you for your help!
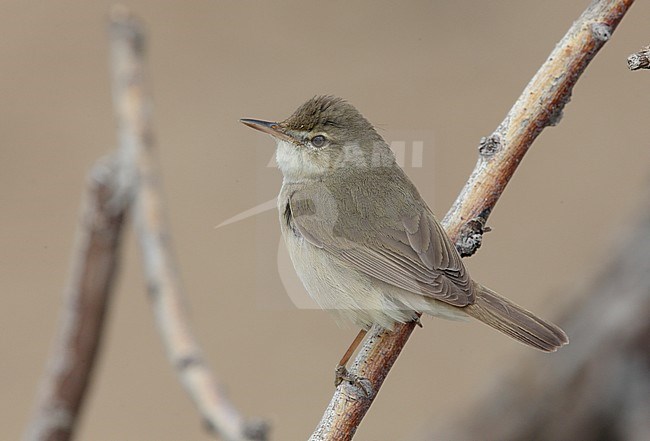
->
[334,365,372,397]
[334,365,352,386]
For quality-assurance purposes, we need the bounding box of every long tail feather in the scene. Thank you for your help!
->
[464,284,568,352]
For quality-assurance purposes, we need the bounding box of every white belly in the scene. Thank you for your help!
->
[278,187,466,329]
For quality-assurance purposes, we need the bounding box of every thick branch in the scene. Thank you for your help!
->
[108,8,267,441]
[309,1,635,439]
[23,157,128,441]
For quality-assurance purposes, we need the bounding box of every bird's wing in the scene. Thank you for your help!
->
[288,187,474,307]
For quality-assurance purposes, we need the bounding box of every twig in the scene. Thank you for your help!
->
[627,45,650,70]
[108,7,267,441]
[309,1,635,439]
[23,156,129,441]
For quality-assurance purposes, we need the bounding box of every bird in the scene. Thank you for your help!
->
[241,96,568,380]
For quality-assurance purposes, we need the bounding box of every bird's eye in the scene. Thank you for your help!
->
[310,135,327,148]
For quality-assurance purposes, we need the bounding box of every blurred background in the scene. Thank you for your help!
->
[2,1,648,440]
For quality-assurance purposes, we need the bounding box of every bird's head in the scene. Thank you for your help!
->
[241,96,394,181]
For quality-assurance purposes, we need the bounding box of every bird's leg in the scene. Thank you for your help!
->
[334,328,367,387]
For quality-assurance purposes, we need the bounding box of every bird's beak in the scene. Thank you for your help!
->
[240,118,297,144]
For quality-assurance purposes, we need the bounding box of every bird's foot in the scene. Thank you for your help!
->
[334,365,372,397]
[334,365,353,386]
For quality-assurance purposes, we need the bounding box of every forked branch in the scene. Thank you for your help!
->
[109,7,267,441]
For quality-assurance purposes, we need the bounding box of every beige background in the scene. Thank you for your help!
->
[2,1,649,440]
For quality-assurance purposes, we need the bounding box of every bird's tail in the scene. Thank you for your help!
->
[464,283,568,352]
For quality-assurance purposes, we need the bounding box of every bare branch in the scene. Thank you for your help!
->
[23,156,128,441]
[108,7,267,441]
[309,0,635,439]
[443,0,635,249]
[627,45,650,70]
